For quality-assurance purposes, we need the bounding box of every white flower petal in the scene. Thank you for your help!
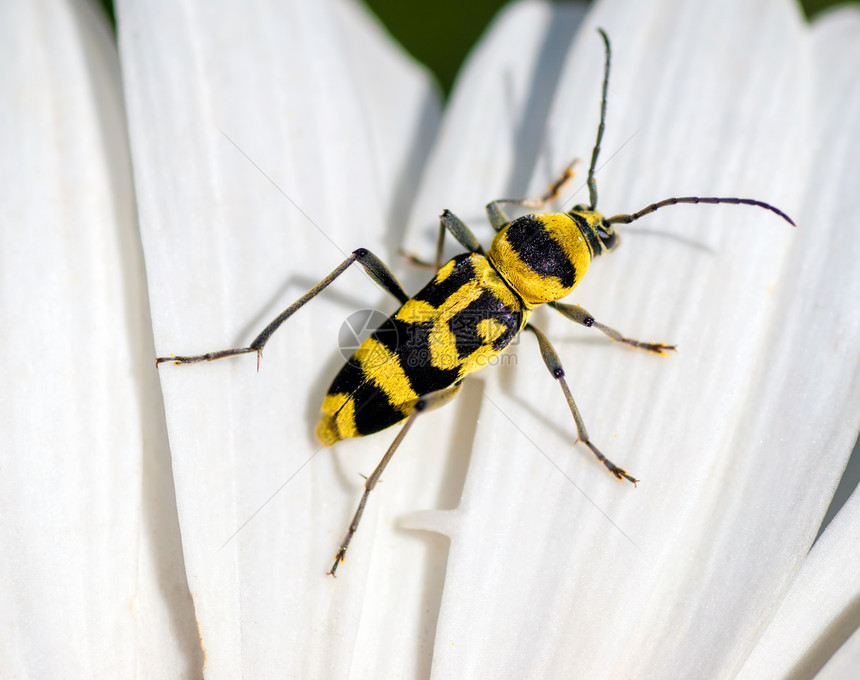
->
[404,0,591,243]
[738,485,860,678]
[737,7,860,677]
[331,0,442,222]
[816,623,860,680]
[123,0,859,675]
[123,0,441,675]
[0,0,194,676]
[403,0,859,677]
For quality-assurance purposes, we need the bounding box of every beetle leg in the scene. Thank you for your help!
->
[550,302,675,355]
[328,383,463,576]
[526,323,637,484]
[155,248,409,367]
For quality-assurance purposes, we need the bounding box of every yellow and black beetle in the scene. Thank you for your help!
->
[156,30,794,575]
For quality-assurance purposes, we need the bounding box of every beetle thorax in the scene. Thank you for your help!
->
[487,213,593,306]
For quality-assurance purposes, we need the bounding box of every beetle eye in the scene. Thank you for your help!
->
[597,226,618,251]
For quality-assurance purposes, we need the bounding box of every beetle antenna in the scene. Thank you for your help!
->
[605,196,796,227]
[587,28,611,212]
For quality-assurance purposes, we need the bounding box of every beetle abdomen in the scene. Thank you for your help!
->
[316,252,526,445]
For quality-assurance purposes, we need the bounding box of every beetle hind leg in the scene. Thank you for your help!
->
[328,382,462,576]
